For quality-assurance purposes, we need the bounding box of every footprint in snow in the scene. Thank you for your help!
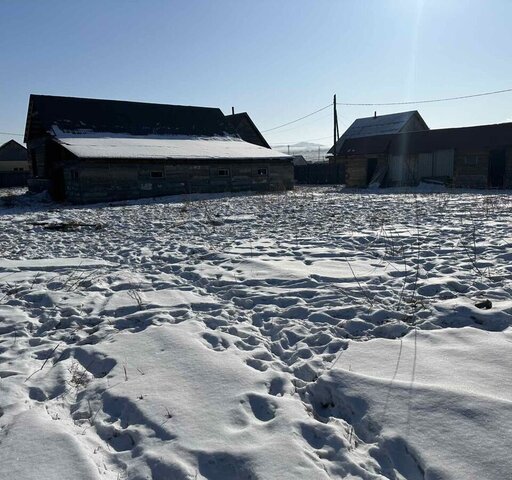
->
[267,375,292,397]
[245,358,269,371]
[241,393,277,422]
[201,332,230,351]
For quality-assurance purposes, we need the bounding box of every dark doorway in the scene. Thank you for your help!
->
[366,158,378,184]
[30,151,38,177]
[488,149,506,188]
[51,168,66,201]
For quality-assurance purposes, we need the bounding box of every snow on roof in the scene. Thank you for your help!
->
[341,111,422,139]
[52,128,291,161]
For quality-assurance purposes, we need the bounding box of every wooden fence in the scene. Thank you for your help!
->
[0,172,30,188]
[294,163,345,185]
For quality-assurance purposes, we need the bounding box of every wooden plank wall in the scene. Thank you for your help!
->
[345,157,368,187]
[504,147,512,188]
[64,160,294,204]
[453,150,489,188]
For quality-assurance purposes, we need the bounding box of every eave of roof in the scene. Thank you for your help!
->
[53,132,291,161]
[333,122,512,157]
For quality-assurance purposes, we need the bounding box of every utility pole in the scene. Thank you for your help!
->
[333,94,340,149]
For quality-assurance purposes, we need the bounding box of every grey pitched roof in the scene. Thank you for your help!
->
[342,111,425,139]
[328,110,428,155]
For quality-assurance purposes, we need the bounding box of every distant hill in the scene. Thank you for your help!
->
[271,142,331,163]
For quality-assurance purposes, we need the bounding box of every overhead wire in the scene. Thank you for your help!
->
[261,87,512,134]
[270,134,333,146]
[335,87,512,106]
[4,87,511,141]
[261,104,332,133]
[264,111,333,137]
[0,131,24,136]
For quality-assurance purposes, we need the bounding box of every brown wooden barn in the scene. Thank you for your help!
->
[0,140,29,187]
[328,111,429,187]
[329,112,512,188]
[24,95,293,203]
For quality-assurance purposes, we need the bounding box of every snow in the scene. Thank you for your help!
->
[74,322,332,479]
[0,257,114,271]
[1,410,101,480]
[51,127,291,160]
[1,186,512,479]
[309,327,512,479]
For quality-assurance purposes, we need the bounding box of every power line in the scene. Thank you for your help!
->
[261,104,332,133]
[264,111,333,136]
[5,87,511,140]
[336,87,512,106]
[270,134,333,146]
[261,87,512,133]
[0,131,24,136]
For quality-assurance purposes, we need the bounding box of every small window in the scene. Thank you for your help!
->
[464,155,478,166]
[150,171,164,178]
[257,168,268,176]
[71,170,79,181]
[218,168,230,176]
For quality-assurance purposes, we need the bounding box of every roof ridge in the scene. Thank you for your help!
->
[29,94,221,111]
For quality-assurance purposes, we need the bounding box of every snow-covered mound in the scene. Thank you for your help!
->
[309,327,512,479]
[0,186,511,479]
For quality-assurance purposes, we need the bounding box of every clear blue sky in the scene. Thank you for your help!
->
[1,0,511,147]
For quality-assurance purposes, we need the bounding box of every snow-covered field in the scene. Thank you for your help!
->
[1,186,512,479]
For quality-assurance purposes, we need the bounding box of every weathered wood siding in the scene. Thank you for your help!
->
[0,172,30,187]
[453,150,489,188]
[504,147,512,188]
[433,149,455,178]
[402,115,428,133]
[345,157,368,187]
[26,138,46,178]
[294,163,345,185]
[343,155,387,187]
[63,159,293,204]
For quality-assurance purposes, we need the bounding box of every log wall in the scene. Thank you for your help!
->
[63,159,293,204]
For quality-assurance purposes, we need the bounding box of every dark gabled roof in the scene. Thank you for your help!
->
[335,122,512,157]
[24,95,237,142]
[225,112,271,149]
[0,139,26,152]
[0,139,27,162]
